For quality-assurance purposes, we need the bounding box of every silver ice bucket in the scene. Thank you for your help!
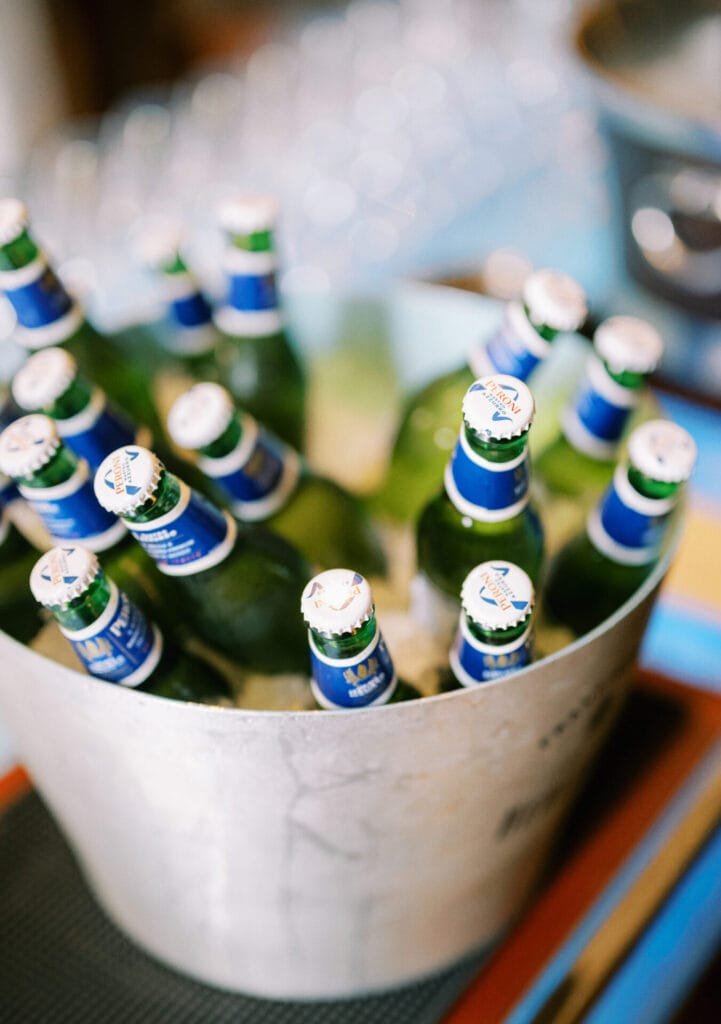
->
[0,285,672,999]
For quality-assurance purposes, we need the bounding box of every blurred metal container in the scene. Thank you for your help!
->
[576,0,721,395]
[0,287,673,999]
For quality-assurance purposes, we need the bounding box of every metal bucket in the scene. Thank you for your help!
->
[0,286,671,999]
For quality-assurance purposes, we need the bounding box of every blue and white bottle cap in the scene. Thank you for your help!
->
[594,316,664,375]
[167,383,234,451]
[133,217,184,270]
[0,198,29,246]
[627,419,697,484]
[30,544,100,608]
[301,568,373,637]
[522,269,587,332]
[12,347,77,410]
[462,375,534,441]
[218,195,279,235]
[461,561,534,631]
[94,446,163,515]
[0,413,61,478]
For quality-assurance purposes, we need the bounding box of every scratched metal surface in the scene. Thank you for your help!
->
[0,556,665,999]
[0,792,483,1024]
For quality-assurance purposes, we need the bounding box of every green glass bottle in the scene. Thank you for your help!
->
[0,471,45,643]
[0,198,165,438]
[94,444,310,674]
[167,382,386,577]
[415,375,543,640]
[442,560,535,690]
[536,315,664,501]
[30,544,229,702]
[12,346,146,471]
[214,195,306,451]
[135,220,220,382]
[380,269,587,522]
[300,568,420,709]
[543,419,697,637]
[0,414,168,621]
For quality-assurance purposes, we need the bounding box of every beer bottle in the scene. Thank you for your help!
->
[135,221,219,381]
[416,375,543,636]
[0,470,44,643]
[30,544,229,702]
[0,198,164,437]
[380,269,587,522]
[536,316,663,500]
[543,419,696,637]
[167,382,386,576]
[214,195,306,450]
[444,561,535,689]
[12,346,144,471]
[94,445,310,674]
[301,568,420,709]
[0,415,167,620]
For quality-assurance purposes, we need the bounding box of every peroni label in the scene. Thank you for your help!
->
[310,631,396,709]
[4,264,74,329]
[65,587,159,685]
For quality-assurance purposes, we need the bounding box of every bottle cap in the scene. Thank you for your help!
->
[218,194,279,236]
[627,419,697,484]
[301,569,373,637]
[461,560,534,631]
[522,269,587,332]
[462,375,534,441]
[0,414,60,479]
[94,446,163,516]
[167,383,234,450]
[133,217,183,270]
[594,316,664,375]
[30,544,101,609]
[0,198,29,246]
[12,347,78,411]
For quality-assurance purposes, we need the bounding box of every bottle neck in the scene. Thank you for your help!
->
[50,572,110,632]
[628,467,679,501]
[605,364,646,390]
[466,613,531,647]
[445,425,531,522]
[227,228,274,253]
[522,302,560,343]
[562,353,649,461]
[45,376,93,420]
[464,427,528,464]
[587,462,682,566]
[0,229,39,271]
[310,615,376,660]
[20,443,79,489]
[200,413,242,460]
[122,468,181,524]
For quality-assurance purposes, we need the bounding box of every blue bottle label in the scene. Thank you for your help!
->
[587,466,676,565]
[200,420,300,520]
[228,272,277,312]
[20,464,121,547]
[3,262,74,329]
[59,391,136,471]
[62,582,162,686]
[450,617,533,685]
[563,357,637,458]
[127,482,237,576]
[476,303,551,382]
[309,629,397,709]
[0,474,19,508]
[170,289,213,329]
[445,430,529,522]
